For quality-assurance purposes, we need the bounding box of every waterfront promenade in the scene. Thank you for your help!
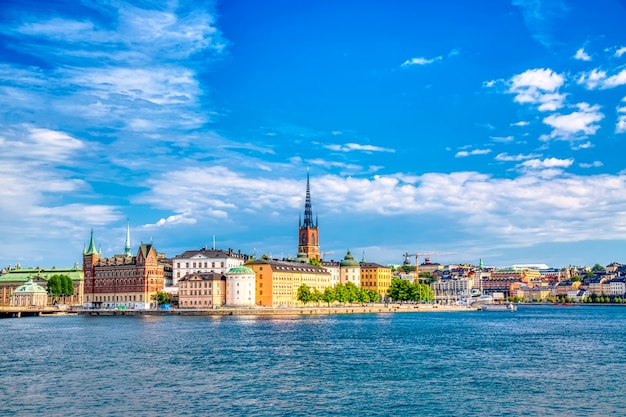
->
[75,304,475,317]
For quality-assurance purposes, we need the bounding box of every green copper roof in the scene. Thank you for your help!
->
[13,279,47,294]
[340,250,359,267]
[0,267,84,283]
[226,265,255,275]
[84,229,100,255]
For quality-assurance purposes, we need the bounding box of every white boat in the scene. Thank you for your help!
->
[480,303,516,312]
[469,294,493,306]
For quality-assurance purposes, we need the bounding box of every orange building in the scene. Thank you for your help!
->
[360,262,392,300]
[248,259,331,307]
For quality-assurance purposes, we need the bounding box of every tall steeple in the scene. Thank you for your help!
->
[123,219,132,256]
[303,169,314,227]
[297,170,320,261]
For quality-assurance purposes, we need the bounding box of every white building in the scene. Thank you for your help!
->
[172,248,249,287]
[320,260,340,287]
[225,266,256,307]
[339,250,360,286]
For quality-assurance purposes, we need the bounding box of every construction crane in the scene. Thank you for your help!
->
[320,251,334,260]
[403,251,456,281]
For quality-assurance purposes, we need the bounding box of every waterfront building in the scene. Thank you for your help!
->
[491,267,542,284]
[248,258,331,307]
[171,248,249,287]
[431,277,473,304]
[178,272,225,308]
[359,261,391,300]
[0,264,84,306]
[608,277,626,297]
[320,260,341,286]
[297,172,320,261]
[82,229,165,310]
[225,266,256,306]
[340,250,360,286]
[418,258,444,276]
[587,277,609,296]
[10,278,48,307]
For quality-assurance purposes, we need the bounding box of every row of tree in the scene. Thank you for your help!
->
[296,282,380,305]
[387,278,434,303]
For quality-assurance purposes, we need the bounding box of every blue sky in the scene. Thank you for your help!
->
[1,0,626,269]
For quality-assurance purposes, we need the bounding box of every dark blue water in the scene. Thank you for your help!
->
[1,306,625,416]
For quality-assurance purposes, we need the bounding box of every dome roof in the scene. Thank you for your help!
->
[294,252,309,263]
[340,250,359,267]
[226,265,255,275]
[14,278,47,294]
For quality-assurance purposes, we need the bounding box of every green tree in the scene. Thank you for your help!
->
[311,287,322,305]
[591,263,606,272]
[571,276,581,282]
[345,282,359,304]
[335,283,348,304]
[296,284,313,305]
[152,291,171,305]
[309,258,322,267]
[321,287,335,306]
[47,274,74,302]
[388,278,411,302]
[368,290,380,303]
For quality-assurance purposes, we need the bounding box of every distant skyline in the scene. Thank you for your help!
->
[1,0,626,269]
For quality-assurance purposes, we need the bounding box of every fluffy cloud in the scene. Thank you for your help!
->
[578,69,626,89]
[455,149,492,158]
[574,48,591,61]
[510,121,530,127]
[541,103,604,140]
[508,68,566,111]
[579,161,603,168]
[495,152,542,162]
[615,46,626,57]
[401,56,442,67]
[520,157,574,169]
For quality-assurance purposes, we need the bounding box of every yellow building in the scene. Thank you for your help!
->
[178,272,225,308]
[248,259,331,307]
[359,262,392,300]
[491,267,541,284]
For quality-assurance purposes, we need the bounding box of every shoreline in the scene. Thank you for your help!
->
[76,304,477,317]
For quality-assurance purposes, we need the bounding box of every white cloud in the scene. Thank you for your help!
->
[401,56,443,67]
[490,135,514,143]
[617,116,626,134]
[579,161,603,168]
[574,48,591,61]
[510,121,530,127]
[615,46,626,57]
[578,68,626,89]
[520,157,574,169]
[495,152,542,162]
[508,68,566,111]
[572,141,593,150]
[542,103,604,140]
[455,149,492,158]
[324,143,395,153]
[145,213,198,228]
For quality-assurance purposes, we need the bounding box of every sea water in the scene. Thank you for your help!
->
[1,305,625,416]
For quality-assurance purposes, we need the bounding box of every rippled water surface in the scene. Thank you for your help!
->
[2,306,626,416]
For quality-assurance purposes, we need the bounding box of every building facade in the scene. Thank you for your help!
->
[82,229,165,310]
[248,259,331,307]
[171,248,249,288]
[10,279,48,307]
[225,266,256,306]
[339,250,360,286]
[178,272,226,308]
[359,261,391,300]
[0,265,84,306]
[297,172,320,261]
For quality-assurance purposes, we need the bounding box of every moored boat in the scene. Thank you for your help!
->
[480,303,517,312]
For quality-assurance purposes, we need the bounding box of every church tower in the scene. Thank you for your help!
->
[82,229,101,305]
[298,171,320,261]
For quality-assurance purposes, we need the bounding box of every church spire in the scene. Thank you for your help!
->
[123,219,132,256]
[303,169,314,227]
[84,228,98,255]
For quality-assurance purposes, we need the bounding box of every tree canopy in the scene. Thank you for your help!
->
[46,274,74,301]
[387,277,433,303]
